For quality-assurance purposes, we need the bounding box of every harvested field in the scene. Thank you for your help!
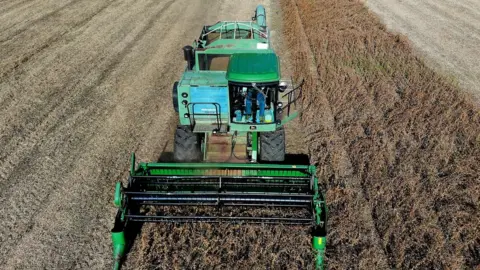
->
[367,0,480,101]
[0,0,479,269]
[0,0,303,268]
[283,0,480,268]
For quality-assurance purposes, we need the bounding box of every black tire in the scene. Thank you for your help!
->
[172,81,179,113]
[174,126,202,162]
[259,127,285,162]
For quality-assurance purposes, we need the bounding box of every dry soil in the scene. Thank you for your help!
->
[1,0,479,269]
[283,0,480,268]
[367,0,480,101]
[0,0,297,269]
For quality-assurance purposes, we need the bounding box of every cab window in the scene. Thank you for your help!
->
[198,54,230,71]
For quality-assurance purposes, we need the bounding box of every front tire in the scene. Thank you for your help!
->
[259,127,285,162]
[173,126,202,162]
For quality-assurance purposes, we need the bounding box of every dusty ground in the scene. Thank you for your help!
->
[366,0,480,101]
[283,0,479,268]
[0,0,310,269]
[1,0,479,269]
[0,0,183,268]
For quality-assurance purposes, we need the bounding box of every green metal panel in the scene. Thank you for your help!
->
[180,70,228,86]
[229,122,279,132]
[255,5,267,28]
[137,161,311,169]
[227,53,280,83]
[114,182,122,207]
[280,111,299,126]
[251,132,258,162]
[111,231,125,270]
[135,161,313,177]
[313,236,326,270]
[201,41,272,53]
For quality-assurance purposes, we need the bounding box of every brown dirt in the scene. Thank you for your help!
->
[1,0,479,269]
[282,0,480,269]
[0,0,296,269]
[367,0,480,101]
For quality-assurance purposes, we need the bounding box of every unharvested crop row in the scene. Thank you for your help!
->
[282,0,480,268]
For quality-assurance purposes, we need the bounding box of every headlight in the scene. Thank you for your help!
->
[278,82,288,92]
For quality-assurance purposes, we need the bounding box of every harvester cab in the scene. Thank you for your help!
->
[111,5,327,270]
[171,5,304,163]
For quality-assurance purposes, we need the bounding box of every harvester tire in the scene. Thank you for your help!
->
[172,81,179,113]
[259,127,285,162]
[174,126,202,162]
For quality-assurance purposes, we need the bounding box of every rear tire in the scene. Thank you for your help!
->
[259,127,285,162]
[174,126,202,162]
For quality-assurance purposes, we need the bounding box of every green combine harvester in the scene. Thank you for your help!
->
[111,5,327,269]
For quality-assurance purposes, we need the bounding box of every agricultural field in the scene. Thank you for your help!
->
[367,0,480,100]
[284,0,479,268]
[0,0,478,269]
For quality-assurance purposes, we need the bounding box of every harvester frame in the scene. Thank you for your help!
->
[111,5,327,269]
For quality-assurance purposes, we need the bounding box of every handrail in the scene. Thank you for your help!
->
[186,102,222,132]
[281,79,305,117]
[201,21,267,40]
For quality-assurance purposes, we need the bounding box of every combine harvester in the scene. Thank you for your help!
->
[111,5,327,269]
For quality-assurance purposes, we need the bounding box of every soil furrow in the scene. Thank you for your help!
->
[0,0,119,78]
[0,0,173,206]
[0,0,157,183]
[0,0,79,42]
[0,0,478,268]
[285,0,480,268]
[367,0,480,100]
[0,0,183,267]
[0,0,33,15]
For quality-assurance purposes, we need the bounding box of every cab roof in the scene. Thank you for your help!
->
[226,53,280,83]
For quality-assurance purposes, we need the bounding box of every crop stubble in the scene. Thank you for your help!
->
[367,0,480,101]
[0,0,281,268]
[0,0,478,269]
[283,0,479,268]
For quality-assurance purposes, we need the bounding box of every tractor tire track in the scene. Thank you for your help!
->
[367,0,480,100]
[0,0,79,42]
[0,0,119,79]
[0,0,122,117]
[0,0,33,15]
[0,0,186,267]
[283,0,391,268]
[0,0,173,212]
[0,0,124,184]
[0,0,175,208]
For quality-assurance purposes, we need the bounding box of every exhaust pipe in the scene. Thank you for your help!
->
[183,45,195,70]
